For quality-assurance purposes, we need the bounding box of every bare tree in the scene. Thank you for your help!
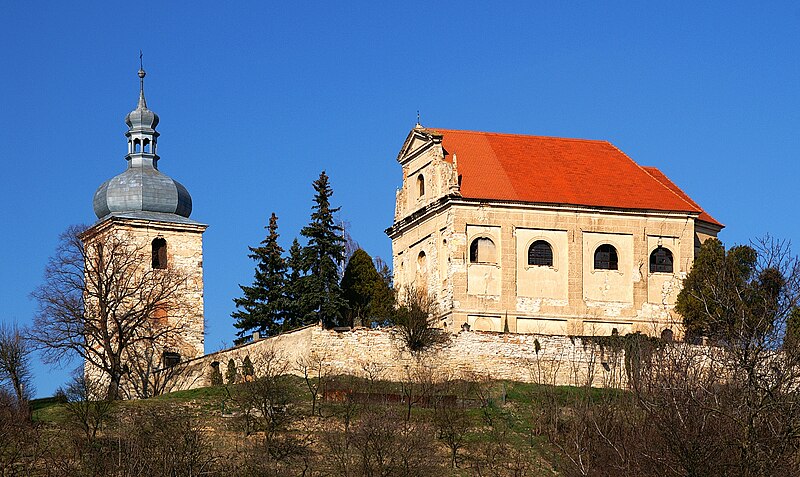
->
[233,349,292,435]
[399,361,440,421]
[123,334,190,398]
[0,388,38,474]
[232,349,313,475]
[339,219,360,280]
[56,373,115,440]
[115,405,219,477]
[392,286,449,353]
[538,237,800,477]
[345,404,440,476]
[31,225,193,400]
[0,323,33,412]
[431,379,472,468]
[296,351,328,416]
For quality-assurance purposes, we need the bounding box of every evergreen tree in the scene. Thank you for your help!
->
[372,256,395,323]
[298,171,348,328]
[226,358,237,385]
[231,213,288,337]
[210,365,223,386]
[341,249,394,327]
[676,237,784,341]
[284,238,309,330]
[241,355,255,380]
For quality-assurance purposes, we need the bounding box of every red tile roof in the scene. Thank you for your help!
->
[428,128,722,228]
[640,166,722,227]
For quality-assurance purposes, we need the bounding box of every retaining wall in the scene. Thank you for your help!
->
[168,325,635,392]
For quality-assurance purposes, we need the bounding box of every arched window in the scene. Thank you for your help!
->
[417,251,427,271]
[528,240,553,266]
[143,138,151,153]
[417,174,425,197]
[134,138,141,153]
[152,238,167,269]
[650,246,674,273]
[660,328,674,342]
[470,237,497,264]
[416,251,428,290]
[594,244,618,270]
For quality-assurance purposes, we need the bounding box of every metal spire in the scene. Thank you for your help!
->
[137,50,147,109]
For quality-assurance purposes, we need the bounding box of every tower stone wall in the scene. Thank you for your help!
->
[83,217,207,360]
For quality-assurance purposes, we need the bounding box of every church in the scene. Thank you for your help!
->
[80,67,722,396]
[387,125,722,338]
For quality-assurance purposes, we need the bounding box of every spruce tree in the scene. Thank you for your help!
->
[371,257,395,324]
[299,171,348,328]
[231,213,288,337]
[284,238,308,330]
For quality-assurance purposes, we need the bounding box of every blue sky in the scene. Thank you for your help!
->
[2,1,799,397]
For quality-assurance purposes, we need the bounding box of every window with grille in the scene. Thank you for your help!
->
[594,244,618,270]
[649,246,673,273]
[162,352,181,368]
[469,237,497,263]
[528,240,553,266]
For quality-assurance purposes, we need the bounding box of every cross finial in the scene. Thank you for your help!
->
[416,110,421,127]
[137,51,147,108]
[138,51,146,80]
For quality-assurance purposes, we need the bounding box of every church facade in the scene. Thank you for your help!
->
[387,126,722,337]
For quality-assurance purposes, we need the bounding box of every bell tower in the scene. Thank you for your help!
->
[85,65,207,389]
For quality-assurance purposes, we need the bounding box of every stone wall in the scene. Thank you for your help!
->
[169,325,635,393]
[81,216,207,399]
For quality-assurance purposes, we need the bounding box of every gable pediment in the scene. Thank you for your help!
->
[396,127,442,164]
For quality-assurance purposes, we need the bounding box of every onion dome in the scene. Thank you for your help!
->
[125,68,159,130]
[93,67,193,220]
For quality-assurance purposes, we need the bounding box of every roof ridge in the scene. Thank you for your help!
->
[426,127,610,144]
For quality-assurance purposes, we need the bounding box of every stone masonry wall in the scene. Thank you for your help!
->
[170,325,633,392]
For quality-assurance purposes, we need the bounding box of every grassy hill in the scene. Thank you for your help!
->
[19,375,599,476]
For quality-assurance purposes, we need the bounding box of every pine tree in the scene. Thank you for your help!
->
[231,213,288,337]
[298,171,348,328]
[341,249,394,327]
